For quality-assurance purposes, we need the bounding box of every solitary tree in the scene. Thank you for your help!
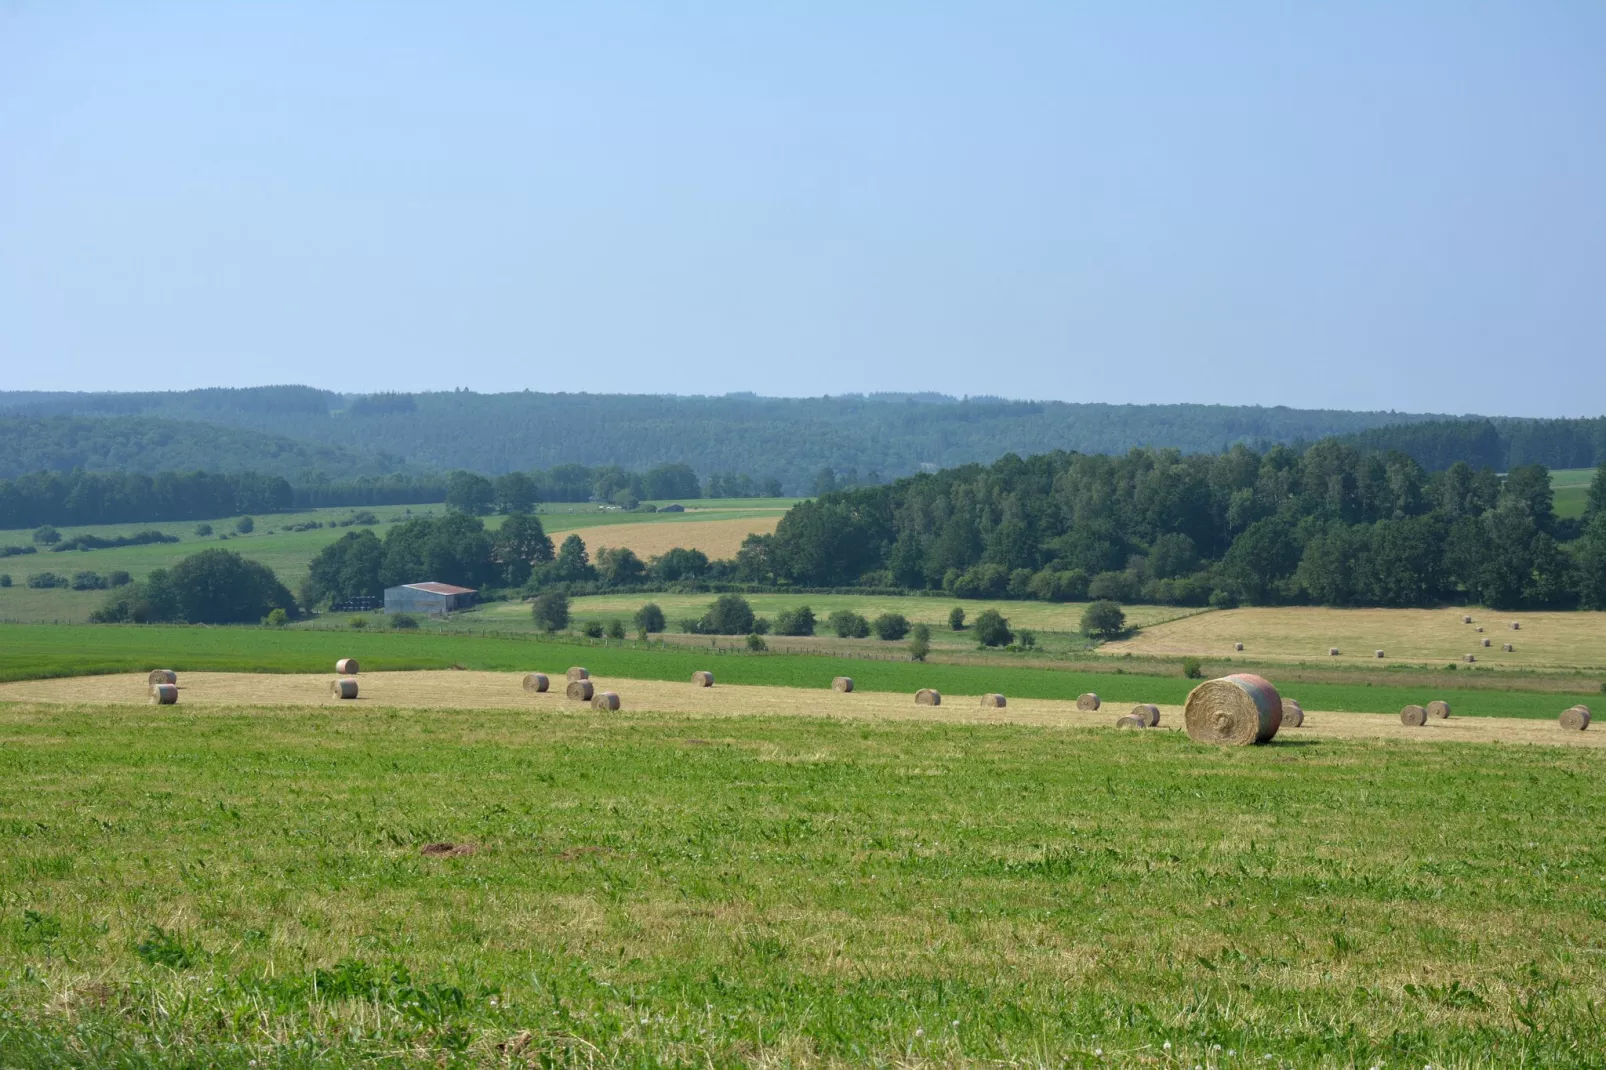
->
[973,609,1013,648]
[633,602,666,634]
[531,591,570,632]
[909,623,932,662]
[872,612,910,641]
[1081,599,1126,640]
[948,606,966,631]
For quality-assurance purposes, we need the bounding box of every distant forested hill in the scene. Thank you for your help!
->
[1339,418,1606,472]
[0,414,395,480]
[0,388,1462,490]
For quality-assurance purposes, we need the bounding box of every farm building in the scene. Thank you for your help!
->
[383,582,477,616]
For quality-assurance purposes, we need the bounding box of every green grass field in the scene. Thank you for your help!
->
[1551,467,1595,521]
[0,500,794,624]
[0,622,1597,719]
[1,702,1601,1067]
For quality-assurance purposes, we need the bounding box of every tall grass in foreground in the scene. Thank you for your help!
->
[1,703,1603,1066]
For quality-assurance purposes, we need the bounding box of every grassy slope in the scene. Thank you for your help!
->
[0,622,1596,718]
[1552,467,1594,520]
[1,705,1601,1067]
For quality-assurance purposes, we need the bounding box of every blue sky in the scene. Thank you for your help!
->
[2,2,1602,415]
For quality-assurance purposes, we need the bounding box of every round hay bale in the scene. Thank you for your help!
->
[1115,714,1146,729]
[1559,705,1591,731]
[1400,704,1427,727]
[1183,673,1282,746]
[331,678,359,700]
[981,693,1006,708]
[1481,637,1491,648]
[147,669,176,685]
[1328,647,1340,656]
[692,670,715,687]
[522,672,549,693]
[1510,621,1520,630]
[566,666,590,682]
[1130,703,1161,727]
[1462,615,1472,624]
[1280,699,1304,728]
[566,679,595,702]
[149,683,178,705]
[1503,643,1514,652]
[1464,654,1476,663]
[1076,693,1101,711]
[591,690,621,711]
[1425,699,1452,719]
[1233,642,1244,651]
[335,658,359,675]
[1475,626,1484,633]
[832,676,854,693]
[915,688,942,706]
[1375,649,1385,659]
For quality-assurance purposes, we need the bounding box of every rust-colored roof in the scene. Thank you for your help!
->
[403,582,477,595]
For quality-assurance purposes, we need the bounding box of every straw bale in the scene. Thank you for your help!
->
[1375,649,1385,658]
[692,671,715,687]
[1233,642,1243,651]
[335,659,359,675]
[1503,643,1514,653]
[522,673,549,693]
[1400,704,1427,727]
[980,693,1006,708]
[330,678,358,700]
[915,688,942,706]
[566,679,595,701]
[1329,647,1340,656]
[1130,703,1160,727]
[1462,615,1472,624]
[591,690,621,711]
[1183,673,1282,746]
[1280,699,1304,728]
[1425,699,1452,719]
[147,669,176,685]
[1115,714,1146,729]
[1076,693,1101,711]
[566,666,590,682]
[1560,705,1591,731]
[149,683,178,705]
[832,676,854,693]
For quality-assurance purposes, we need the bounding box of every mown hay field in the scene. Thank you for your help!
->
[560,515,781,560]
[1105,606,1606,671]
[4,669,1601,750]
[1,697,1602,1066]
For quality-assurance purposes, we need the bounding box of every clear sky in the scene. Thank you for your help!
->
[2,2,1602,416]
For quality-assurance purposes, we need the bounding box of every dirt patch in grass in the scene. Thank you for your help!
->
[418,842,478,858]
[2,670,1600,750]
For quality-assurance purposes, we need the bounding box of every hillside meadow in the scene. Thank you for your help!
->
[0,700,1602,1066]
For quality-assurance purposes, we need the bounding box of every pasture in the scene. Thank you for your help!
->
[1551,467,1595,520]
[1105,605,1606,672]
[1,696,1602,1066]
[0,499,792,623]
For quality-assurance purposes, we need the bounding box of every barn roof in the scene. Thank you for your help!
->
[403,582,477,595]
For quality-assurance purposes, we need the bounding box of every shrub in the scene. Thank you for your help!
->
[582,621,605,638]
[70,570,107,590]
[531,591,571,632]
[701,594,755,635]
[746,632,767,652]
[1208,589,1237,609]
[1088,570,1141,602]
[263,607,288,627]
[606,619,626,640]
[108,570,132,587]
[32,526,60,545]
[872,612,910,641]
[634,602,666,634]
[973,609,1013,648]
[390,612,419,630]
[828,609,870,639]
[1017,628,1037,650]
[751,617,771,635]
[774,605,816,636]
[948,606,965,630]
[0,574,9,588]
[349,616,368,629]
[193,523,213,536]
[27,572,68,589]
[677,618,704,634]
[1182,656,1204,679]
[909,623,932,662]
[235,516,255,534]
[1081,599,1126,640]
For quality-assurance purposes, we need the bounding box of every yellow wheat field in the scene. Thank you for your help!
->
[1105,606,1606,671]
[564,516,779,560]
[1,670,1597,749]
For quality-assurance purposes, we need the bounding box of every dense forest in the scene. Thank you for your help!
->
[754,446,1606,611]
[0,387,1467,489]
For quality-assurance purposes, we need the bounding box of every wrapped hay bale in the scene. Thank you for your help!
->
[1426,699,1452,719]
[591,690,621,711]
[1280,699,1304,728]
[331,678,359,700]
[1328,647,1340,656]
[147,669,176,685]
[1462,615,1472,624]
[1375,650,1385,658]
[832,676,854,693]
[915,688,942,706]
[1076,693,1101,711]
[1400,704,1427,726]
[981,693,1007,708]
[522,673,549,693]
[1560,705,1591,732]
[335,658,359,675]
[692,670,715,687]
[1130,703,1161,727]
[1115,714,1146,729]
[149,683,178,705]
[1503,643,1514,653]
[566,679,595,701]
[1183,673,1282,746]
[566,666,590,682]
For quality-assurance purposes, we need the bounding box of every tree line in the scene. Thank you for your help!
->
[749,444,1606,611]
